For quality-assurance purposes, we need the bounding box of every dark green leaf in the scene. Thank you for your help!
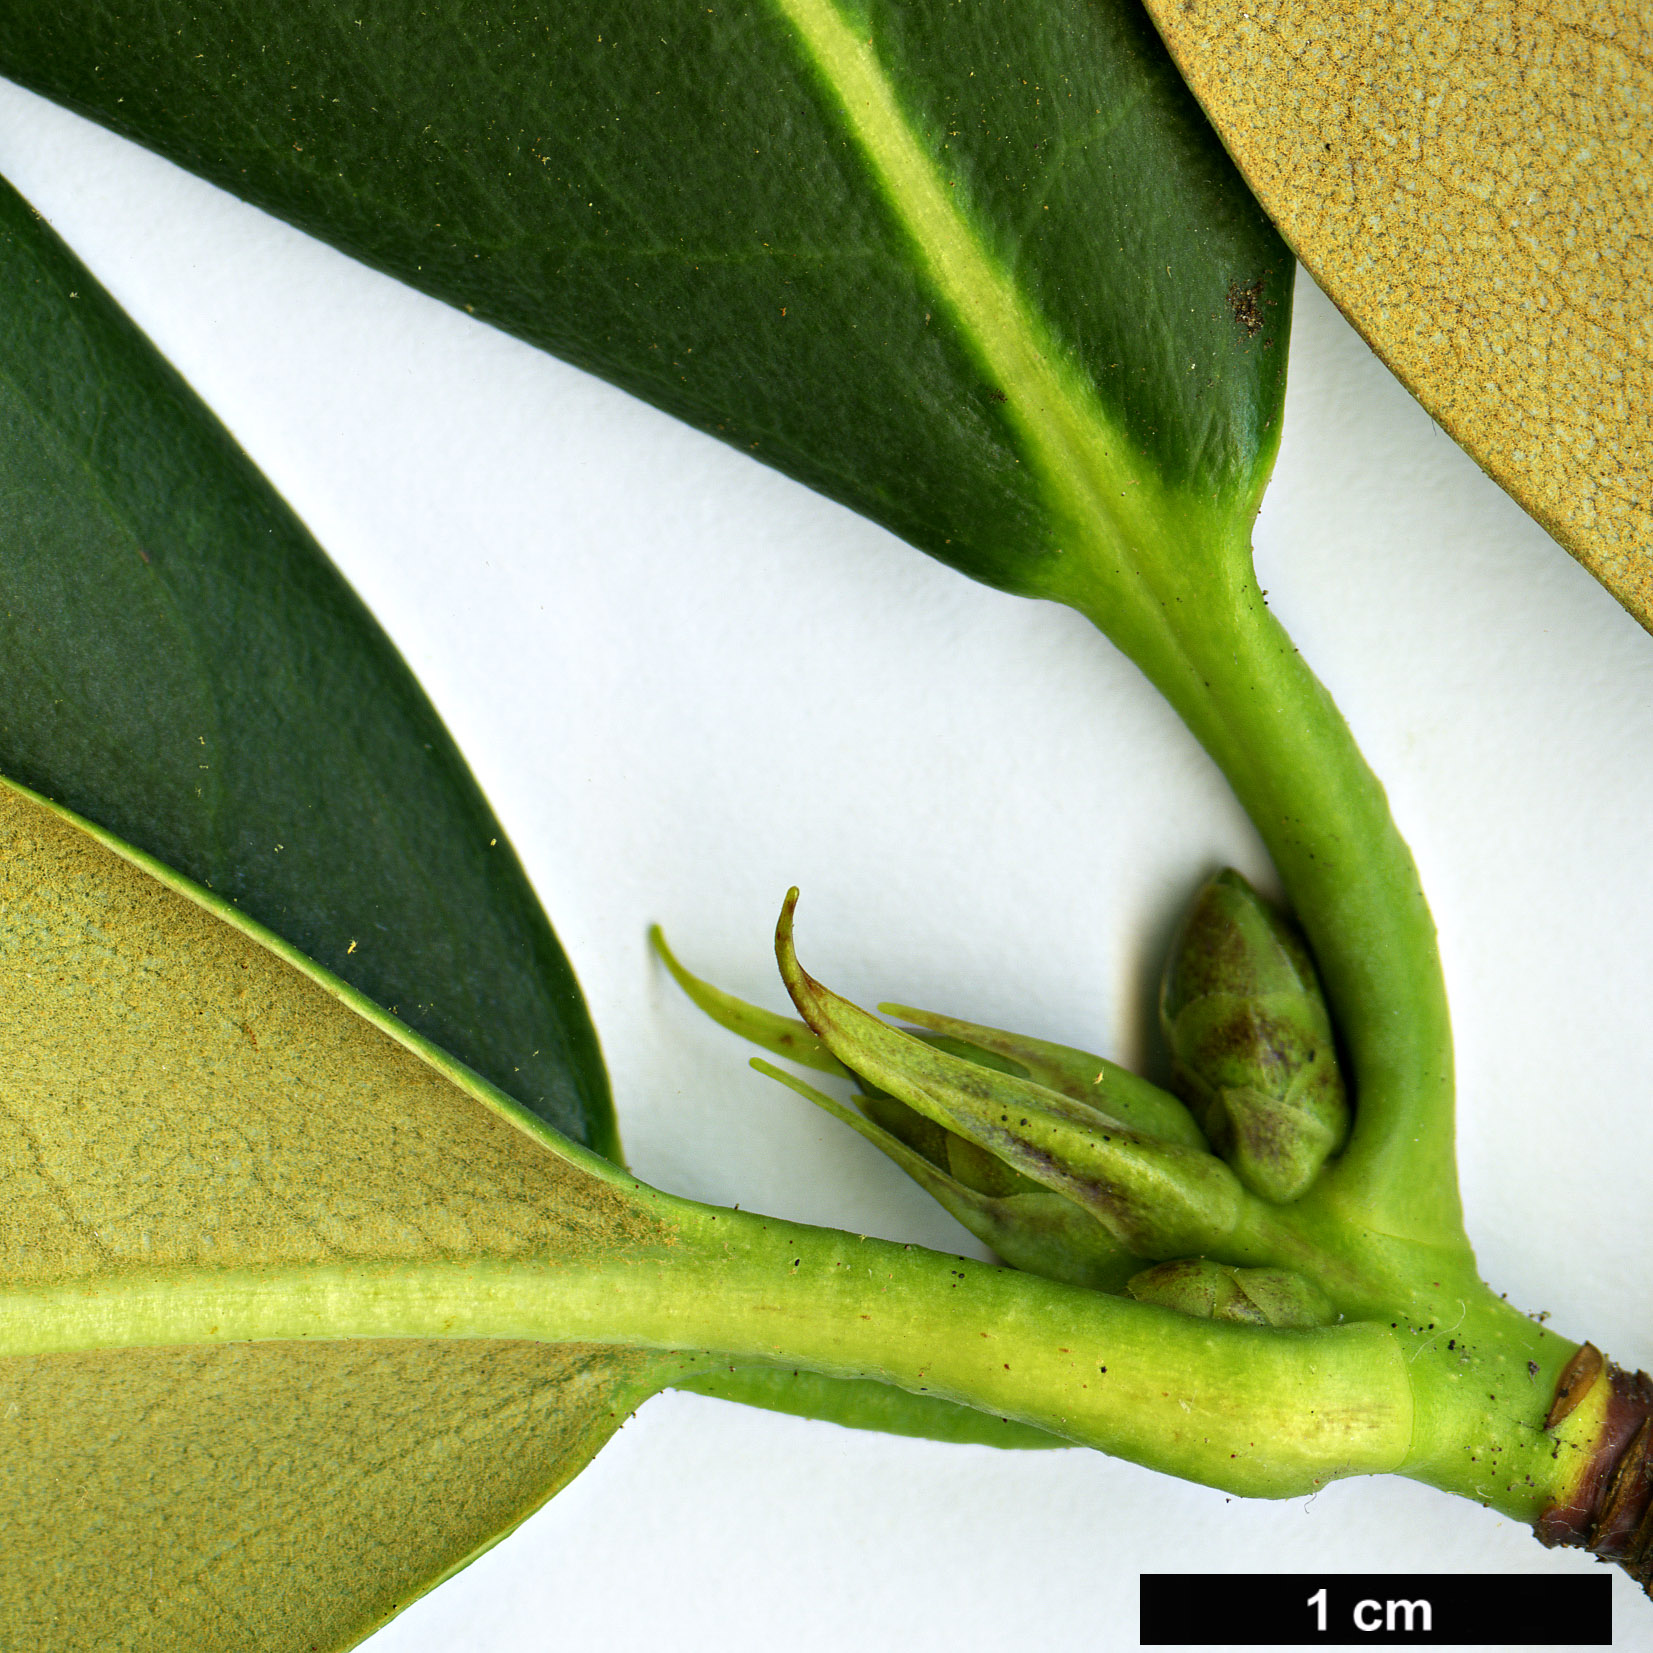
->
[0,0,1290,603]
[0,177,618,1158]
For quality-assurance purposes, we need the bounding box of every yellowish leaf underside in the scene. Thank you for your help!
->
[0,781,656,1280]
[1143,0,1652,622]
[0,782,688,1648]
[0,1338,675,1651]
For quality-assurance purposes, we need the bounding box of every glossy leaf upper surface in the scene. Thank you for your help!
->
[0,178,616,1155]
[0,0,1291,597]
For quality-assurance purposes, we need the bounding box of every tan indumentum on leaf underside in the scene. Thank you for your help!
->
[0,782,693,1650]
[0,782,655,1279]
[1,1338,678,1651]
[1142,0,1653,624]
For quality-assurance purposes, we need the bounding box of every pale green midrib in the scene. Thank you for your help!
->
[0,1247,1412,1497]
[0,1257,660,1361]
[770,0,1179,583]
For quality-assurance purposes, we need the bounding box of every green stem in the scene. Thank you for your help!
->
[1060,524,1460,1245]
[4,1189,1410,1501]
[4,1169,1591,1522]
[1217,1200,1593,1528]
[1401,1287,1590,1525]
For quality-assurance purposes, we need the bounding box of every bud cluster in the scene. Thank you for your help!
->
[654,868,1351,1329]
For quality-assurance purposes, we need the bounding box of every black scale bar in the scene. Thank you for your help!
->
[1139,1573,1611,1645]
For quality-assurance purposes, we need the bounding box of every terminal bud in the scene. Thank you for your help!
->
[653,922,1141,1286]
[774,891,1245,1260]
[1159,870,1349,1203]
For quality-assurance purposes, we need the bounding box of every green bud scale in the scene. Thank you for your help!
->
[1159,870,1350,1204]
[1126,1258,1335,1328]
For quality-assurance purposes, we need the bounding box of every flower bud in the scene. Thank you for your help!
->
[755,1058,1143,1292]
[877,1004,1206,1150]
[652,922,1144,1288]
[776,890,1245,1260]
[1126,1258,1335,1328]
[1159,870,1349,1204]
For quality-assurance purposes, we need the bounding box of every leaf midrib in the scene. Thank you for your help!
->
[0,1257,649,1359]
[771,0,1166,577]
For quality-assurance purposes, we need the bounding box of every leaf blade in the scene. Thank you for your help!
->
[2,1338,685,1653]
[0,775,654,1286]
[0,0,1291,602]
[0,175,618,1158]
[0,775,685,1646]
[1140,0,1653,625]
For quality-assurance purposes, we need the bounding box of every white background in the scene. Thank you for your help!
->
[2,71,1650,1653]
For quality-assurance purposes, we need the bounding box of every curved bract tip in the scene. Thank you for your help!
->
[773,887,816,1014]
[653,913,847,1078]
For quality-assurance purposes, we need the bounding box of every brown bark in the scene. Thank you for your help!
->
[1536,1345,1653,1591]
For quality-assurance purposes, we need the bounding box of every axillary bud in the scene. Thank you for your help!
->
[1159,869,1349,1204]
[1126,1257,1334,1327]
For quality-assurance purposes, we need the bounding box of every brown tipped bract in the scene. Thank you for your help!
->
[776,892,1244,1260]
